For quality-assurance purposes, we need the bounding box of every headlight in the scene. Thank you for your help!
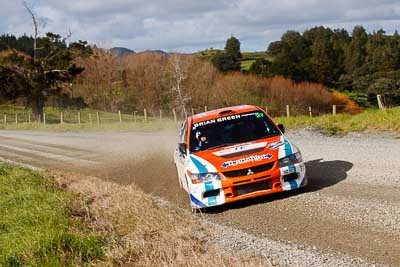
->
[190,173,221,184]
[278,152,302,168]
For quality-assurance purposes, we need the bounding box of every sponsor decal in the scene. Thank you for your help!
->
[212,142,267,156]
[268,141,285,150]
[221,153,273,168]
[192,112,263,130]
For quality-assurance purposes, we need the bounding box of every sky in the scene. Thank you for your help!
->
[1,0,400,52]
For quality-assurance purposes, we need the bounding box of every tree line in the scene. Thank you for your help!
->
[248,26,400,106]
[1,30,359,120]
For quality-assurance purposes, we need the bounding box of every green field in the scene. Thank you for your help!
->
[194,50,273,71]
[0,163,106,265]
[1,105,399,134]
[275,107,400,135]
[0,105,180,131]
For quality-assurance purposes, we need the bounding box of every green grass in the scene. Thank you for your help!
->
[274,107,400,135]
[194,50,274,71]
[1,105,399,134]
[0,163,106,266]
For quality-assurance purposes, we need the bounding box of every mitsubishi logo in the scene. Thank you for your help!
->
[247,169,254,176]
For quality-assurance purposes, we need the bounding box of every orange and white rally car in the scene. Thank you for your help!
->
[174,105,307,210]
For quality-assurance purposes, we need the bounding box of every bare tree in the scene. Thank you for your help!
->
[169,55,191,117]
[22,0,39,60]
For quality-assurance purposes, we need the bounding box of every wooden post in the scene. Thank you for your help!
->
[25,114,28,123]
[159,109,162,121]
[204,106,208,112]
[96,112,100,125]
[172,108,177,122]
[15,114,18,124]
[118,110,122,123]
[89,113,93,124]
[38,114,41,123]
[60,111,63,124]
[191,107,194,116]
[78,111,81,124]
[286,105,290,117]
[332,105,337,116]
[43,113,46,124]
[309,106,312,118]
[265,106,268,114]
[28,113,31,123]
[377,94,385,109]
[144,109,147,122]
[134,111,137,123]
[4,114,6,124]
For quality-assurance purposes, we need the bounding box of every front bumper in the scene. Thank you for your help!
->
[188,161,307,209]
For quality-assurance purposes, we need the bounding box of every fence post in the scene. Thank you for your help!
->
[144,109,147,122]
[43,113,46,124]
[89,113,92,124]
[332,105,337,116]
[377,94,385,109]
[159,110,162,121]
[204,106,208,112]
[96,112,100,125]
[286,105,290,118]
[265,106,268,114]
[134,111,137,123]
[15,114,18,124]
[28,113,31,123]
[309,106,312,118]
[60,111,63,124]
[118,110,122,123]
[191,108,194,116]
[4,114,6,125]
[78,111,81,124]
[172,108,177,122]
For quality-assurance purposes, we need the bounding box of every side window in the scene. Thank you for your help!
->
[180,122,188,144]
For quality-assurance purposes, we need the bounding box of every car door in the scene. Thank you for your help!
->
[176,121,189,191]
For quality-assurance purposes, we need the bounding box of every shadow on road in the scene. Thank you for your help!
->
[207,158,353,213]
[304,158,353,192]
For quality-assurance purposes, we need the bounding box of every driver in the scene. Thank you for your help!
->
[195,131,209,151]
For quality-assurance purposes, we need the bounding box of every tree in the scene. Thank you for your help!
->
[211,53,240,72]
[344,26,368,76]
[224,36,242,60]
[249,58,272,76]
[0,2,90,120]
[269,31,310,81]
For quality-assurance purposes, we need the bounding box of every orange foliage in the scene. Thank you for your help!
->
[73,51,359,115]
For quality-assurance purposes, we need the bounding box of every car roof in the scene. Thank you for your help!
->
[190,105,261,123]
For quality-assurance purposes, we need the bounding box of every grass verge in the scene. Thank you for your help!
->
[52,171,270,266]
[0,163,106,266]
[275,107,400,135]
[0,161,268,266]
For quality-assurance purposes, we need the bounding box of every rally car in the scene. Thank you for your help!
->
[174,105,307,210]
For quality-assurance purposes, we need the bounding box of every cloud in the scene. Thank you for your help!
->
[0,0,399,52]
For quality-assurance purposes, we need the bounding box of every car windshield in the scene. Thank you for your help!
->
[190,111,280,152]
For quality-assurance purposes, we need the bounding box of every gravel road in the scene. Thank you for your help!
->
[0,129,399,266]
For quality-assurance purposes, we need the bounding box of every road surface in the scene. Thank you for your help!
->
[0,129,399,266]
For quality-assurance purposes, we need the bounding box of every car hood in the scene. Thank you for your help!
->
[187,135,299,174]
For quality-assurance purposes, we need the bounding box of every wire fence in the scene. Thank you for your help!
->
[0,103,373,126]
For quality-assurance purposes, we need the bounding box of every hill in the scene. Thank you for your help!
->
[109,47,135,57]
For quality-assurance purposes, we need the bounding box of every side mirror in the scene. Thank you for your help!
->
[278,124,285,134]
[178,143,187,155]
